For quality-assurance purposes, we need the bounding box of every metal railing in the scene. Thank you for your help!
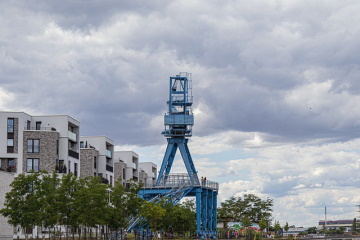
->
[152,173,219,190]
[106,165,113,172]
[24,127,57,131]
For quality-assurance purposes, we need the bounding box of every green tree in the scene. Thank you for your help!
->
[218,194,273,223]
[0,172,43,239]
[39,171,61,235]
[56,173,79,239]
[139,201,166,232]
[107,179,127,233]
[283,222,289,233]
[307,226,317,234]
[162,199,196,236]
[73,176,109,239]
[352,218,357,232]
[259,217,268,232]
[274,220,281,237]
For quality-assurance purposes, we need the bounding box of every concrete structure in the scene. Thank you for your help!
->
[114,151,139,183]
[139,162,157,187]
[80,136,115,185]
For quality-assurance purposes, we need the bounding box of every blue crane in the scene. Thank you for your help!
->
[131,73,218,239]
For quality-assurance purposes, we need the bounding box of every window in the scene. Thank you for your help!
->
[74,163,78,176]
[36,121,41,130]
[7,118,14,133]
[94,156,97,169]
[27,139,39,153]
[27,120,31,130]
[110,175,113,185]
[7,139,14,146]
[27,158,39,172]
[8,159,14,167]
[80,141,84,148]
[68,161,71,172]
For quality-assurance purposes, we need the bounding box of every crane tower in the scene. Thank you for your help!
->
[136,73,218,239]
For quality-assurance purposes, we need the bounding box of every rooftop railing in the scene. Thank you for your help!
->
[24,127,57,131]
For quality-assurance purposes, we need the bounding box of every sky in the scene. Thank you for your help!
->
[1,0,360,228]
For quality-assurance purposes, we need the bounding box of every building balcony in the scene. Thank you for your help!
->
[106,165,113,172]
[56,165,67,174]
[24,127,57,131]
[68,131,77,142]
[0,165,16,173]
[105,149,112,158]
[68,149,79,159]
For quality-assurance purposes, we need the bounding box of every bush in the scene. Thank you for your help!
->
[126,233,135,240]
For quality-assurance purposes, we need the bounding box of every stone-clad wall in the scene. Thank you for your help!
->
[22,131,59,173]
[0,172,15,240]
[80,148,98,178]
[114,161,126,183]
[13,118,18,154]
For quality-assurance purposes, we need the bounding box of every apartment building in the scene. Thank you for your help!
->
[113,151,139,183]
[0,112,80,176]
[139,162,157,187]
[0,111,81,240]
[80,136,121,186]
[1,111,157,239]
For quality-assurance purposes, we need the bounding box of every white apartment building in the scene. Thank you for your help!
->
[1,111,158,239]
[139,162,157,187]
[80,136,116,186]
[113,151,139,183]
[0,111,80,176]
[0,111,80,240]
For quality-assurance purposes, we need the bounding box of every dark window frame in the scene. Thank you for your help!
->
[26,158,39,173]
[27,139,40,153]
[7,118,14,133]
[35,121,41,130]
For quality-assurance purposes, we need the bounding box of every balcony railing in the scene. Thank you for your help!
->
[68,149,79,159]
[105,150,112,158]
[24,127,57,131]
[0,165,16,172]
[106,165,113,172]
[68,131,77,142]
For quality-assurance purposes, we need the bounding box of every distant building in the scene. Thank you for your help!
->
[283,227,308,236]
[318,219,359,232]
[139,162,157,187]
[80,136,115,185]
[114,151,139,183]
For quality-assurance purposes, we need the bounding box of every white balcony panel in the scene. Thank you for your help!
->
[105,149,112,158]
[68,131,77,142]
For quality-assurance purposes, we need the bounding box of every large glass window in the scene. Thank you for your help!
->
[7,139,14,146]
[7,118,14,133]
[27,158,39,172]
[27,139,40,153]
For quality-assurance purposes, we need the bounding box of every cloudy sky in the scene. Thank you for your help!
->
[1,0,360,228]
